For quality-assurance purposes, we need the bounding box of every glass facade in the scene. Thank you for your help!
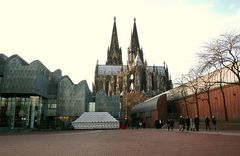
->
[0,54,92,129]
[95,90,120,119]
[0,96,43,128]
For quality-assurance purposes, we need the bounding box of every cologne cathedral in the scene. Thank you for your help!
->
[93,17,172,97]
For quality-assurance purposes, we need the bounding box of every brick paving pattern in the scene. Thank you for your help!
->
[0,129,240,156]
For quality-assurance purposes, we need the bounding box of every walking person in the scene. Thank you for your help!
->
[159,119,162,128]
[139,120,143,129]
[212,116,217,131]
[167,118,171,131]
[179,115,184,132]
[170,119,174,130]
[205,116,210,131]
[194,115,200,131]
[190,117,195,131]
[185,116,190,131]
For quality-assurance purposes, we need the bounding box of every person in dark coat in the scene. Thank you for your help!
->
[167,119,171,131]
[194,115,200,131]
[159,119,162,128]
[185,116,190,131]
[179,115,184,131]
[155,120,159,129]
[205,116,210,131]
[170,119,174,130]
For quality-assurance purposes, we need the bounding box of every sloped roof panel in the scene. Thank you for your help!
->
[73,112,119,123]
[147,66,165,76]
[97,65,127,75]
[72,112,119,129]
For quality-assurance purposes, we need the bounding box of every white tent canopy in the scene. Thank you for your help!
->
[72,112,119,129]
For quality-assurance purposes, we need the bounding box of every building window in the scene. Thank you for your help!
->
[145,111,152,118]
[89,102,95,112]
[48,104,57,109]
[51,104,57,109]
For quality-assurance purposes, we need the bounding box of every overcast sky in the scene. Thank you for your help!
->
[1,0,240,90]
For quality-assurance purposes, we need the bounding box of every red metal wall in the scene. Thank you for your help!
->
[177,84,240,121]
[136,94,168,128]
[138,111,158,128]
[157,94,168,124]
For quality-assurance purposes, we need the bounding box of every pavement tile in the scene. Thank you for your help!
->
[0,129,240,156]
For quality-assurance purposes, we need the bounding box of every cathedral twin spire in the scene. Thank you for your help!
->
[129,18,144,64]
[130,18,140,54]
[106,17,122,65]
[106,17,143,66]
[110,17,119,53]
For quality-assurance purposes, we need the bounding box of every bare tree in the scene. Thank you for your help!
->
[197,56,229,121]
[185,67,201,117]
[198,69,216,119]
[175,75,189,117]
[197,32,239,121]
[199,32,240,85]
[218,67,229,121]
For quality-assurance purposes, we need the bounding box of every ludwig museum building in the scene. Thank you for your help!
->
[0,54,92,129]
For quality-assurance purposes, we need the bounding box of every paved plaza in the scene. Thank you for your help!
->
[0,129,240,156]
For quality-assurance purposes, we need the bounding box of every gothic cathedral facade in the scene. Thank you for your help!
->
[93,17,172,98]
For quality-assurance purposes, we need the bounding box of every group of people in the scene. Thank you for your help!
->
[130,115,217,131]
[178,115,199,131]
[177,115,217,132]
[204,116,217,131]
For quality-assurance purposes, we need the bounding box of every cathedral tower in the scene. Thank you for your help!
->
[93,17,173,119]
[106,17,123,65]
[125,18,146,93]
[93,18,172,95]
[128,18,144,67]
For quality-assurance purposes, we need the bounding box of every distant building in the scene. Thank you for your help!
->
[92,18,172,119]
[93,18,172,96]
[167,64,240,121]
[131,64,240,128]
[0,54,92,129]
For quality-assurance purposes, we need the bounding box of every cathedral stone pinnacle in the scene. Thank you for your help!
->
[106,17,123,65]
